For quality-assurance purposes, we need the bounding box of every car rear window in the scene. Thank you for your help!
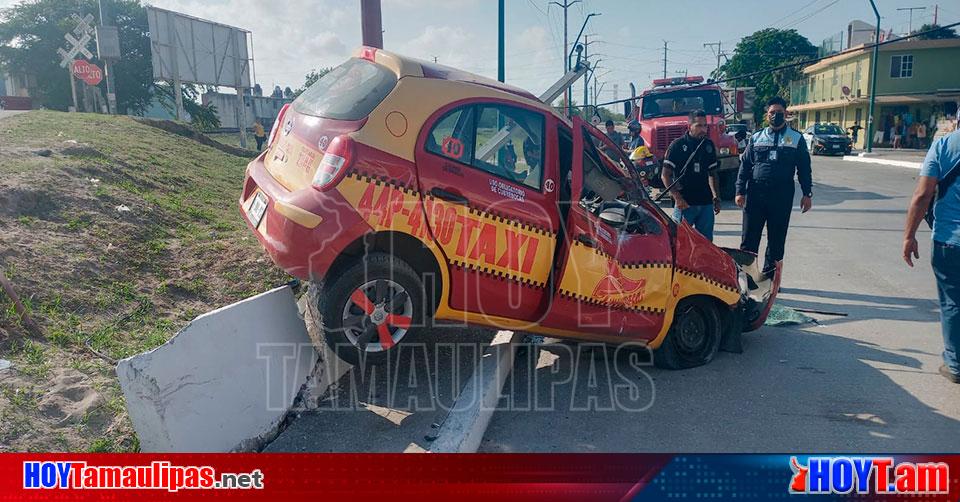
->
[292,58,397,120]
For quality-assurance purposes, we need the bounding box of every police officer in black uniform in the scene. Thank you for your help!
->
[736,96,813,276]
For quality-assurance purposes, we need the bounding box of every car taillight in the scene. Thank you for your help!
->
[312,135,355,191]
[360,46,378,62]
[268,103,291,148]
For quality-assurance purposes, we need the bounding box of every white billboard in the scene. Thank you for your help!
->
[147,6,251,88]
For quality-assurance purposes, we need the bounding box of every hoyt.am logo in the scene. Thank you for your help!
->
[789,456,950,495]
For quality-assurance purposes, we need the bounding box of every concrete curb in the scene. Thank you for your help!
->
[425,330,522,453]
[842,155,922,170]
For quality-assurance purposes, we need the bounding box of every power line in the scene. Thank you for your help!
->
[782,0,840,30]
[582,20,960,110]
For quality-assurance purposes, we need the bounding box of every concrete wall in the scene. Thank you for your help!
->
[117,286,317,452]
[202,92,291,130]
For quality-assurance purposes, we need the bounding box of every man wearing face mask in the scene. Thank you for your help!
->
[735,96,813,276]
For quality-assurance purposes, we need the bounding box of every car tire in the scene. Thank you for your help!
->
[654,297,722,369]
[313,252,425,367]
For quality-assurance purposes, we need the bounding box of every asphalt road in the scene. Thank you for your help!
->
[269,155,959,452]
[482,155,959,452]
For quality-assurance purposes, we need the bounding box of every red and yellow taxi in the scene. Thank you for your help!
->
[240,47,780,369]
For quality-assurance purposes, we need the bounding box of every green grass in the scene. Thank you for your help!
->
[0,110,289,452]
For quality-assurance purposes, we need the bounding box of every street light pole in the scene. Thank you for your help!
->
[498,0,504,82]
[866,0,881,153]
[565,11,600,117]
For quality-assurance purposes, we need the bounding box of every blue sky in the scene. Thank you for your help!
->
[4,0,958,106]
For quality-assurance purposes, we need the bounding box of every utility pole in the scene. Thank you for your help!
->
[549,0,581,115]
[662,41,668,79]
[897,6,926,34]
[96,0,118,114]
[867,0,881,153]
[498,0,504,82]
[704,41,722,79]
[583,34,589,112]
[360,0,384,48]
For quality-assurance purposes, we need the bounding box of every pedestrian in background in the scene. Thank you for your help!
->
[736,96,813,276]
[662,110,721,241]
[903,129,960,384]
[604,119,624,149]
[253,120,267,151]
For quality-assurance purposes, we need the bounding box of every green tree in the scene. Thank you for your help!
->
[0,0,153,114]
[716,28,817,119]
[293,67,331,97]
[912,23,959,40]
[153,82,221,131]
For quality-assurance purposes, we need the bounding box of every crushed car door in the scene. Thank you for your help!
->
[541,117,673,341]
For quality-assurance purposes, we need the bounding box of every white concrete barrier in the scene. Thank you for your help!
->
[427,330,522,453]
[117,286,319,452]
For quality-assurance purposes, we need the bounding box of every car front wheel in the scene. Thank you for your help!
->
[654,297,723,369]
[315,253,424,366]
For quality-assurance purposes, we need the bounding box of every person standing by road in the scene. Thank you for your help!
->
[604,119,624,149]
[903,129,960,384]
[736,96,813,276]
[253,120,267,151]
[662,110,721,241]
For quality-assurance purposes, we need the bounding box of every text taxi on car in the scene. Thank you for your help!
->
[240,47,781,369]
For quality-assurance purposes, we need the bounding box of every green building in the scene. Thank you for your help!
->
[789,38,960,149]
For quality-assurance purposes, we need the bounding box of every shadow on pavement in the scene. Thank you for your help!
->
[265,327,494,452]
[481,325,960,452]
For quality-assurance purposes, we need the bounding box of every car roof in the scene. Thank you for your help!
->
[358,47,563,120]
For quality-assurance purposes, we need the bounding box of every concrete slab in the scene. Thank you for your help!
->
[117,286,317,452]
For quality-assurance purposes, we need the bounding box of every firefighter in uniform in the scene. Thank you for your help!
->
[735,96,813,276]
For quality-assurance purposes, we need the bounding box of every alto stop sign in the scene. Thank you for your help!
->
[72,60,103,86]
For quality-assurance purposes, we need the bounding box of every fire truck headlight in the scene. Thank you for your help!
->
[719,147,731,156]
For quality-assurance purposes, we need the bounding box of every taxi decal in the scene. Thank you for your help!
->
[558,240,671,314]
[337,170,554,288]
[674,267,740,303]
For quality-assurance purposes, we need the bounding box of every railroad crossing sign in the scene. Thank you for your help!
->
[57,14,95,68]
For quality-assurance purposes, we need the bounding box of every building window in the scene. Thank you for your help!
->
[890,54,913,78]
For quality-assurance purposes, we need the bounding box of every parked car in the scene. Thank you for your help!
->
[802,123,852,156]
[725,123,750,137]
[240,47,781,370]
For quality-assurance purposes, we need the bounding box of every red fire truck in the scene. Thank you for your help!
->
[629,76,740,200]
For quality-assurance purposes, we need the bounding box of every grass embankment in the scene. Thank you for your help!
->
[0,111,286,452]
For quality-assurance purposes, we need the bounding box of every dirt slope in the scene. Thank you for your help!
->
[0,111,287,452]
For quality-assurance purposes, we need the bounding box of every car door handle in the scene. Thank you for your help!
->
[431,187,470,206]
[576,234,598,248]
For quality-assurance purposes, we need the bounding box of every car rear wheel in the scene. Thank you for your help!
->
[654,297,722,369]
[315,253,424,366]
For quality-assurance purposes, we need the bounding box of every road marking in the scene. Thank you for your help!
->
[842,155,922,170]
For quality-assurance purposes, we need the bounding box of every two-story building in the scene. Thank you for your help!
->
[789,38,960,149]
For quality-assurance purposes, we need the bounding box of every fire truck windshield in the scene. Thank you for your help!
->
[641,89,723,119]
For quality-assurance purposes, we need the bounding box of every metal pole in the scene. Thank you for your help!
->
[360,0,384,48]
[563,4,569,116]
[866,0,881,153]
[97,0,117,114]
[68,62,79,112]
[498,0,504,82]
[662,41,668,79]
[583,34,588,111]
